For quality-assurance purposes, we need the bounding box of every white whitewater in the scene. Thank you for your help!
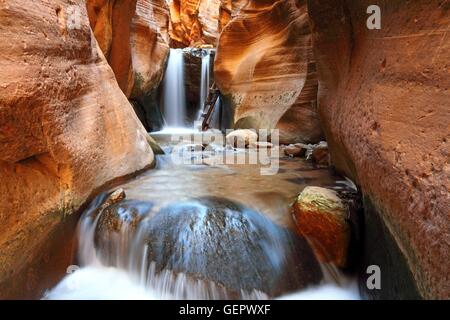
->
[44,197,267,300]
[163,49,186,127]
[157,48,211,134]
[198,50,211,119]
[45,266,359,300]
[44,193,360,300]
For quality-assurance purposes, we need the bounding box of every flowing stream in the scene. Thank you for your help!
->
[198,50,210,119]
[45,47,360,300]
[45,142,360,300]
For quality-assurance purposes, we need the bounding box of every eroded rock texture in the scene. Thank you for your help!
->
[86,0,170,98]
[308,0,450,299]
[0,0,154,298]
[167,0,221,47]
[214,0,323,144]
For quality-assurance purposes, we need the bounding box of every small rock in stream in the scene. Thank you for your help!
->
[284,144,307,157]
[309,141,329,166]
[250,141,274,149]
[95,188,126,214]
[226,129,258,148]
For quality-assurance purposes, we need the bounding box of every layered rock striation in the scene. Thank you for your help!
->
[308,0,450,299]
[214,0,323,144]
[167,0,221,47]
[86,0,170,98]
[0,0,154,298]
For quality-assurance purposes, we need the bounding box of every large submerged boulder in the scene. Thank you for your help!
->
[94,197,323,297]
[308,0,450,299]
[0,0,154,298]
[144,198,317,297]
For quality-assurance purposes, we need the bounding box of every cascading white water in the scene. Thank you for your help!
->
[43,53,362,299]
[44,196,270,300]
[44,192,360,300]
[198,50,211,119]
[43,153,363,301]
[163,49,186,127]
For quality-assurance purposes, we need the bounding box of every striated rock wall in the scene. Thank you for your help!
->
[87,0,170,98]
[214,0,323,144]
[167,0,221,47]
[308,0,450,299]
[0,0,154,298]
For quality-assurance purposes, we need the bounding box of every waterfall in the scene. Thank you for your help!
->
[163,49,186,127]
[199,50,211,119]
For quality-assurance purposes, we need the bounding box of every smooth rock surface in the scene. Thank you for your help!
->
[87,0,170,98]
[167,0,221,47]
[146,198,322,296]
[293,187,350,268]
[308,0,450,298]
[215,0,323,143]
[226,129,258,148]
[0,0,154,298]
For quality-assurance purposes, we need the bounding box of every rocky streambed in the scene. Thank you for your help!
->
[45,136,361,300]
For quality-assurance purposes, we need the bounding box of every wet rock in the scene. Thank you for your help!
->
[293,187,350,268]
[96,201,145,237]
[359,196,422,299]
[183,49,203,121]
[131,94,165,132]
[182,48,214,124]
[142,197,322,296]
[226,130,258,149]
[250,142,274,149]
[311,141,329,166]
[284,144,307,158]
[106,189,126,207]
[94,200,155,264]
[146,135,165,155]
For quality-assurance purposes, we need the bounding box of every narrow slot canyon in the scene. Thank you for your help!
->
[0,0,448,301]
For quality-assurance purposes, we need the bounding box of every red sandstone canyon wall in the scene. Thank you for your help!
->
[86,0,170,98]
[167,0,221,47]
[214,0,323,144]
[308,0,450,299]
[0,0,154,298]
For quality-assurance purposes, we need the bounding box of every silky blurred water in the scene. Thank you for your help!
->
[45,149,360,300]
